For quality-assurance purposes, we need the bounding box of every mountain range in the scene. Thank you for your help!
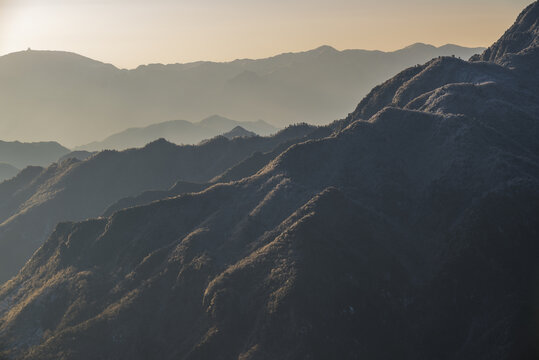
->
[0,116,269,179]
[75,116,277,151]
[0,123,323,284]
[0,140,69,170]
[0,2,537,359]
[0,43,484,147]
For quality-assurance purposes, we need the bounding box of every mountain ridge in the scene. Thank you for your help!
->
[0,124,323,283]
[1,43,483,70]
[0,4,536,359]
[0,140,70,169]
[221,126,257,139]
[75,116,277,151]
[0,44,485,147]
[471,1,538,64]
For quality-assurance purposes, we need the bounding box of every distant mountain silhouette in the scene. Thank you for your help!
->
[0,124,322,284]
[0,140,69,169]
[0,44,484,147]
[198,115,277,135]
[76,115,277,151]
[221,126,257,139]
[0,3,536,359]
[0,164,18,183]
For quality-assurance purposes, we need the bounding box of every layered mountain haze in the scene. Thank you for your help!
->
[0,2,537,359]
[0,44,483,147]
[76,116,277,151]
[57,151,95,163]
[103,124,323,217]
[0,164,18,183]
[0,124,323,284]
[0,141,69,169]
[197,116,277,136]
[221,126,257,139]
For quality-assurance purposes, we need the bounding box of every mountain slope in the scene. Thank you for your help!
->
[221,126,257,139]
[76,116,277,151]
[0,45,484,147]
[101,124,331,216]
[0,141,70,169]
[57,151,95,163]
[471,2,538,64]
[0,125,321,284]
[0,4,536,359]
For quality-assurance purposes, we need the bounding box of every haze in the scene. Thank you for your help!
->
[0,1,538,358]
[0,0,531,68]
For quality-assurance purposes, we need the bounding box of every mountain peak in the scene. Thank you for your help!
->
[311,45,338,54]
[0,49,117,71]
[143,137,175,149]
[404,42,436,50]
[471,1,538,63]
[222,126,257,139]
[199,114,235,125]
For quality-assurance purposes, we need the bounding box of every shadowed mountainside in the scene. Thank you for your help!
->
[0,124,323,284]
[0,44,484,147]
[471,2,538,65]
[76,116,277,151]
[102,124,332,217]
[0,2,537,359]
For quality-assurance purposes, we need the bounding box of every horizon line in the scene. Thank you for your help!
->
[0,42,488,70]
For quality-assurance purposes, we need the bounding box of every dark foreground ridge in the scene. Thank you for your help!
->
[0,2,538,359]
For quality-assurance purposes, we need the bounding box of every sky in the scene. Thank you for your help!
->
[0,0,533,68]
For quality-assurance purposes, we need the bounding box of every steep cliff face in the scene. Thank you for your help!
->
[0,3,537,360]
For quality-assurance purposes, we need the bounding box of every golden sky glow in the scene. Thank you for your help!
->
[0,0,533,68]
